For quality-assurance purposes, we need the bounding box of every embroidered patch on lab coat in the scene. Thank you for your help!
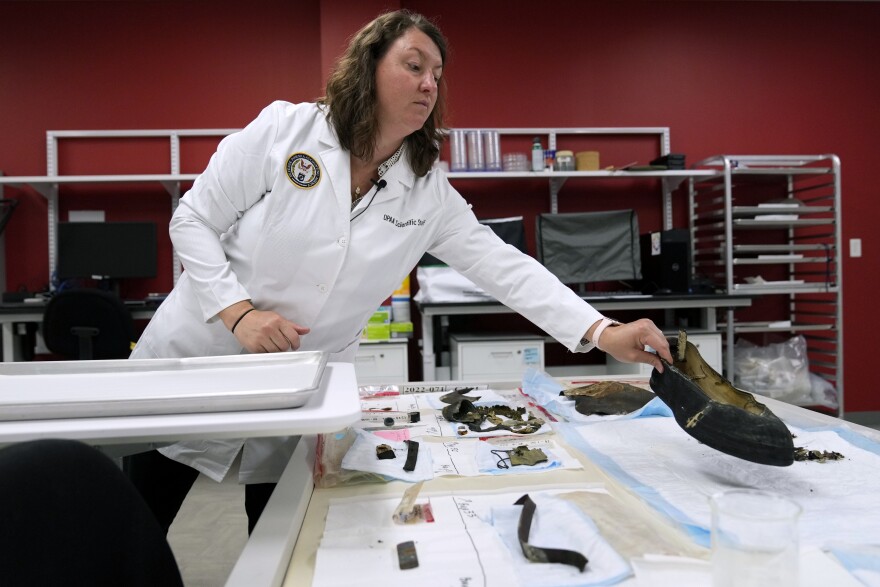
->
[285,152,321,189]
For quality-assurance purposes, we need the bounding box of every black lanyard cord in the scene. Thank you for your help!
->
[350,178,387,222]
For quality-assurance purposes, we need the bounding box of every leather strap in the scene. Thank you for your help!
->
[515,494,588,571]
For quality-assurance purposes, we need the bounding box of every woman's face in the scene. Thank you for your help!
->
[374,27,443,143]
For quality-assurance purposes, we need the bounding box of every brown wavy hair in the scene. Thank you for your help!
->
[318,10,448,177]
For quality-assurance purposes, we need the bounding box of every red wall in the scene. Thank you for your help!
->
[1,1,877,411]
[0,0,324,297]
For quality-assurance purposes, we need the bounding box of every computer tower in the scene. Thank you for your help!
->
[639,229,691,294]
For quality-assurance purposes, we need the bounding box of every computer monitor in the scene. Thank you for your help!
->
[419,216,528,266]
[56,221,158,280]
[479,216,528,254]
[536,209,642,286]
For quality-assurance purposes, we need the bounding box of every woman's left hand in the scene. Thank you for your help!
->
[598,318,673,373]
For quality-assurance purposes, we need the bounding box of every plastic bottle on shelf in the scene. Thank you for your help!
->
[531,137,544,172]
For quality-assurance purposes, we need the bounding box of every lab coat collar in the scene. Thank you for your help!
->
[314,114,351,215]
[314,111,417,213]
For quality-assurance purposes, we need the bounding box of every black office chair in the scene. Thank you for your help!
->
[42,289,135,360]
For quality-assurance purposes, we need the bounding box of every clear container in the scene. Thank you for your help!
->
[502,153,529,172]
[466,131,485,171]
[711,489,801,587]
[482,130,501,171]
[555,150,575,171]
[449,130,468,172]
[531,137,544,172]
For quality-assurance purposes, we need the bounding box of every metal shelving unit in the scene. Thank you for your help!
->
[689,154,842,414]
[425,127,736,380]
[0,127,688,286]
[446,127,688,226]
[0,129,237,286]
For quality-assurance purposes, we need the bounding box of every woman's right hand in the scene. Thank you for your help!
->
[221,302,311,353]
[233,309,311,353]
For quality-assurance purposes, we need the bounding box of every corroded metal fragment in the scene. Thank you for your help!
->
[492,445,549,469]
[376,444,395,460]
[396,540,419,570]
[509,446,548,467]
[794,448,844,462]
[441,397,544,435]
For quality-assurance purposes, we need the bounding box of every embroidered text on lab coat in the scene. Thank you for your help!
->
[383,214,426,228]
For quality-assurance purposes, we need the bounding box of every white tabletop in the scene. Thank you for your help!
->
[267,376,878,587]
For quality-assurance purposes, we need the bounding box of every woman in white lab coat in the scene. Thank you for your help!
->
[125,9,673,533]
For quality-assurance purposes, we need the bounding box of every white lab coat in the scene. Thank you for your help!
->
[131,101,603,483]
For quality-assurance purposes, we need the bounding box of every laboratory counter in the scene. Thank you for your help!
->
[229,374,880,587]
[416,293,752,380]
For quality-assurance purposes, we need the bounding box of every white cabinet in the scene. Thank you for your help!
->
[354,340,408,385]
[450,333,544,381]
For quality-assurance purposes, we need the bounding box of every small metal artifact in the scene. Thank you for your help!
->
[396,540,419,570]
[492,445,549,469]
[794,447,844,462]
[441,395,545,435]
[561,381,655,415]
[438,387,480,404]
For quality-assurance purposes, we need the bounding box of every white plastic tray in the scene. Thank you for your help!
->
[0,352,328,421]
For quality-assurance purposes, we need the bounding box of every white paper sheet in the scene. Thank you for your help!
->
[340,431,581,480]
[357,389,552,438]
[314,489,629,587]
[558,418,880,549]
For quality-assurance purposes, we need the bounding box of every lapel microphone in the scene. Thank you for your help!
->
[351,178,387,222]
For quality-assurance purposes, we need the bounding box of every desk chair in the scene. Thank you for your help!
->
[42,289,135,360]
[0,439,183,586]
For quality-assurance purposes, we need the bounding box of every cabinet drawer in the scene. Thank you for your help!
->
[686,333,722,373]
[450,334,544,381]
[354,341,408,385]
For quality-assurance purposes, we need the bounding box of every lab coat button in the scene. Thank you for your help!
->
[317,284,328,293]
[338,237,348,247]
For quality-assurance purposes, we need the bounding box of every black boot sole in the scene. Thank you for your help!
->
[649,331,794,467]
